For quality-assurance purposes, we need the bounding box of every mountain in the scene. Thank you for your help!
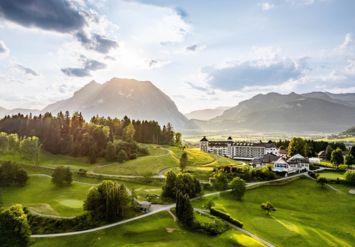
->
[341,125,355,136]
[185,106,230,120]
[197,92,355,133]
[43,78,192,130]
[0,107,41,117]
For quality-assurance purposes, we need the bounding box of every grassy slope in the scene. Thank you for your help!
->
[318,171,345,180]
[32,211,265,247]
[193,178,355,247]
[0,174,162,217]
[0,176,91,217]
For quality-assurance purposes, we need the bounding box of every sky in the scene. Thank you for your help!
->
[0,0,355,113]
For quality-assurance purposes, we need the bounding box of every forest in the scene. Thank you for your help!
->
[0,112,177,163]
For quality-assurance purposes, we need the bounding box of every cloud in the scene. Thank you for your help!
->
[175,7,188,20]
[0,0,118,53]
[74,31,118,53]
[185,81,215,95]
[0,40,9,58]
[337,33,355,56]
[61,55,106,77]
[259,2,275,11]
[204,57,305,91]
[15,64,38,76]
[186,44,198,51]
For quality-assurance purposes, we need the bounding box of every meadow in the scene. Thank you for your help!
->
[193,178,355,247]
[31,211,265,247]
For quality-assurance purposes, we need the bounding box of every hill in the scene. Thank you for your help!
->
[0,78,192,130]
[341,125,355,136]
[185,106,230,120]
[196,92,355,133]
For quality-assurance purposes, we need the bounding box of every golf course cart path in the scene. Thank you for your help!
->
[31,171,317,238]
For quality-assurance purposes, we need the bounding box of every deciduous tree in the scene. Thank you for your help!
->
[0,204,31,247]
[229,177,246,200]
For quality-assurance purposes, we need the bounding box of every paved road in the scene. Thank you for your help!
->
[31,171,313,238]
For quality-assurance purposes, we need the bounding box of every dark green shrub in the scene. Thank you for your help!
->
[194,213,229,235]
[210,207,243,228]
[345,170,355,185]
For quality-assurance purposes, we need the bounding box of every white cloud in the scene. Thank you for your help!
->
[259,2,275,11]
[0,40,9,58]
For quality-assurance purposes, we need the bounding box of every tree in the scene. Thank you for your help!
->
[176,192,194,226]
[52,166,72,186]
[179,152,188,171]
[316,177,328,188]
[0,204,31,247]
[325,145,333,160]
[344,170,355,186]
[0,162,28,187]
[260,201,276,216]
[345,154,354,167]
[229,177,246,200]
[211,172,229,190]
[288,137,306,156]
[117,149,128,163]
[331,148,344,168]
[0,132,9,152]
[350,146,355,158]
[20,136,41,165]
[162,171,177,198]
[162,172,201,200]
[174,132,182,148]
[105,141,116,161]
[84,180,130,221]
[123,123,136,142]
[303,143,310,157]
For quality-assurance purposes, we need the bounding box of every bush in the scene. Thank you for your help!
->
[0,162,28,187]
[229,177,246,200]
[194,213,229,235]
[0,204,31,247]
[210,207,243,228]
[26,211,99,234]
[316,177,328,188]
[52,166,72,186]
[345,170,355,185]
[308,171,319,179]
[210,172,229,190]
[77,169,87,177]
[338,165,348,170]
[117,150,128,163]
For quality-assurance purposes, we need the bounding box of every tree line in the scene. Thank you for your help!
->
[0,112,177,163]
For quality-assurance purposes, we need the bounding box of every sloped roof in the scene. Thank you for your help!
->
[274,157,288,164]
[200,136,208,142]
[287,154,306,162]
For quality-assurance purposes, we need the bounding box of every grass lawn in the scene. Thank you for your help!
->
[193,178,355,247]
[0,175,91,217]
[318,171,346,180]
[0,169,163,215]
[32,211,265,247]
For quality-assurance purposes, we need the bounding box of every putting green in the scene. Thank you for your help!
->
[58,199,83,209]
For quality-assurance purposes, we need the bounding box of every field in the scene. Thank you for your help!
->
[193,178,355,247]
[32,211,265,247]
[318,171,346,180]
[0,175,91,217]
[0,174,163,217]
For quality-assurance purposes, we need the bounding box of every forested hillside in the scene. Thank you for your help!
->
[0,112,177,163]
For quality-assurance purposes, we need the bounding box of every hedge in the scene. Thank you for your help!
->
[25,210,102,234]
[210,207,243,228]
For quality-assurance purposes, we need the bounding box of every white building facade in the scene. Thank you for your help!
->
[200,136,279,160]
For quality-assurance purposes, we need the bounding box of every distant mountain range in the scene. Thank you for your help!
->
[185,106,230,121]
[341,125,355,136]
[193,92,355,133]
[0,78,193,130]
[1,80,355,133]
